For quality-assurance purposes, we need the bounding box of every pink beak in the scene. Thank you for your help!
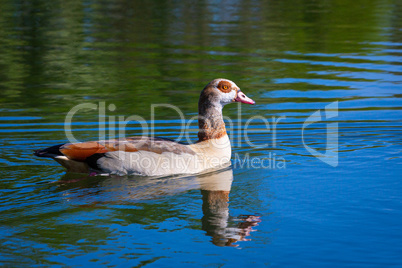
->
[235,91,255,105]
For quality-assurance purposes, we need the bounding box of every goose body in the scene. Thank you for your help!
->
[35,79,255,176]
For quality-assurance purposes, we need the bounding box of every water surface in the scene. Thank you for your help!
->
[0,0,401,267]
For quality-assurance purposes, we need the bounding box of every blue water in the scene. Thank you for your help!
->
[1,0,402,267]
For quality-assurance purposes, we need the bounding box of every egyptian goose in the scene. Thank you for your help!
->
[35,78,255,176]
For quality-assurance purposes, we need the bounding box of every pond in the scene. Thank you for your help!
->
[0,0,401,267]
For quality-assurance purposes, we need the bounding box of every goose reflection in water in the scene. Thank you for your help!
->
[58,165,261,247]
[198,168,261,247]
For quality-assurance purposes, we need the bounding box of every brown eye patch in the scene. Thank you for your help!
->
[217,81,232,93]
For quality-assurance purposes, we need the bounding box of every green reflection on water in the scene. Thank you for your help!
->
[0,0,397,119]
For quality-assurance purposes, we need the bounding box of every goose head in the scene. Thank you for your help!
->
[199,78,254,111]
[198,79,255,141]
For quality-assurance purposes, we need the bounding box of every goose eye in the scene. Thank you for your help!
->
[217,81,232,93]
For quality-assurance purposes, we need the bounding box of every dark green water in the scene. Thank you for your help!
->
[1,0,401,267]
